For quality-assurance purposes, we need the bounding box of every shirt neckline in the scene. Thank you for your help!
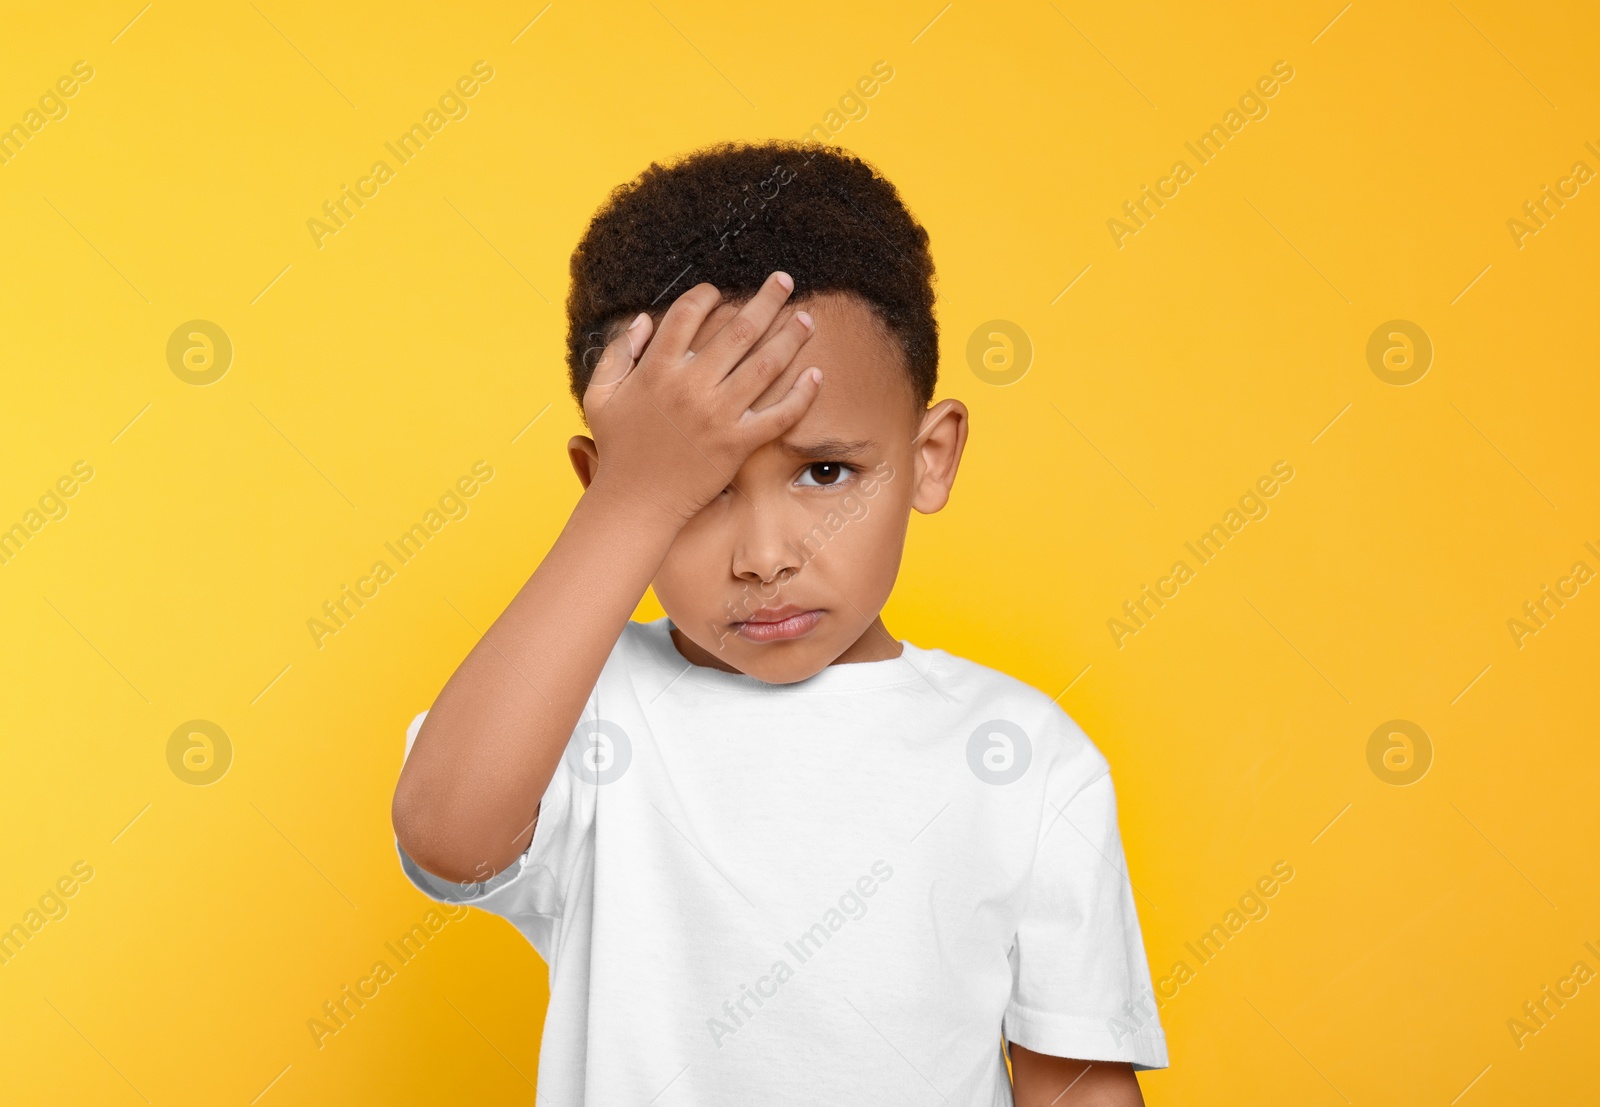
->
[638,616,936,694]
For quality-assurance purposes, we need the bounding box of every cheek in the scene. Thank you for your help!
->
[811,495,908,591]
[653,534,714,599]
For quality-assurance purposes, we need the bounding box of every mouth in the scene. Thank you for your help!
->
[732,606,823,643]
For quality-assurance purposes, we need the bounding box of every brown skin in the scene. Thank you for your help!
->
[1007,1047,1145,1106]
[569,289,952,681]
[391,272,1140,1104]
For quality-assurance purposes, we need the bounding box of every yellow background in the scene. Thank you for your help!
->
[3,1,1596,1103]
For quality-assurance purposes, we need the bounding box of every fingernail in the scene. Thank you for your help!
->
[809,368,822,384]
[796,311,813,331]
[628,312,649,331]
[774,271,794,291]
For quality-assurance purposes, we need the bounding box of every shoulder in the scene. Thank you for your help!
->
[919,642,1111,790]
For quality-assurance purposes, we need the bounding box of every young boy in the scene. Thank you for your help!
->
[391,141,1167,1105]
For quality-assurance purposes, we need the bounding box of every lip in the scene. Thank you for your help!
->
[732,607,823,643]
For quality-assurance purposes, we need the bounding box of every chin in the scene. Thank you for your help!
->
[729,644,831,685]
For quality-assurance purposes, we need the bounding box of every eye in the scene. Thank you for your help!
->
[796,462,854,488]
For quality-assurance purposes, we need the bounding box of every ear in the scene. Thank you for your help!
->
[568,435,601,490]
[909,399,968,514]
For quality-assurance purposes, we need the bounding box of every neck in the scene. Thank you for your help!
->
[835,615,903,663]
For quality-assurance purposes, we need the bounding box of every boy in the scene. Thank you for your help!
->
[391,140,1167,1105]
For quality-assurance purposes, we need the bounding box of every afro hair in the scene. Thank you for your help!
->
[564,140,938,416]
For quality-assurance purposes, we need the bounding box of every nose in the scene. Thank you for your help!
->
[729,488,803,587]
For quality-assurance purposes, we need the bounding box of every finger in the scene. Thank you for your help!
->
[650,282,724,362]
[742,366,823,443]
[586,312,652,397]
[692,271,796,381]
[623,310,654,360]
[722,307,815,404]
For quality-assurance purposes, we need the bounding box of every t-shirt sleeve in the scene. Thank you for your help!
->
[1003,734,1169,1070]
[393,684,604,947]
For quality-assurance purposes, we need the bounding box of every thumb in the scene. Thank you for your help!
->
[586,312,654,399]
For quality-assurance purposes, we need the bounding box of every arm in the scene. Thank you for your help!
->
[390,271,819,883]
[1009,1045,1144,1107]
[390,469,678,883]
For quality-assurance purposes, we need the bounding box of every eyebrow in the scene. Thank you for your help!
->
[777,437,875,458]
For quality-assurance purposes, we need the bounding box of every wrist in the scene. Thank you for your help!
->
[581,474,693,539]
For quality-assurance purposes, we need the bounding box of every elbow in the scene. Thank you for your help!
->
[391,777,502,885]
[390,781,431,864]
[392,781,457,882]
[390,765,428,850]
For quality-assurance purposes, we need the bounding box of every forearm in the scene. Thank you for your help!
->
[392,479,679,882]
[1008,1045,1143,1107]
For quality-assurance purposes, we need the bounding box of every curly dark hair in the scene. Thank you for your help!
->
[564,140,938,417]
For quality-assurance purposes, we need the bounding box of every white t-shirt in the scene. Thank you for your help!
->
[396,617,1167,1104]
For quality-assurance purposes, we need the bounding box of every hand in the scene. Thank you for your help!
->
[581,271,822,527]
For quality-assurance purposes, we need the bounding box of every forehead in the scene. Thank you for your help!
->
[686,292,919,437]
